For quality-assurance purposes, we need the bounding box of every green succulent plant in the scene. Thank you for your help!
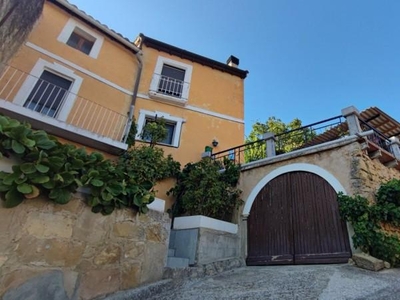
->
[0,114,180,215]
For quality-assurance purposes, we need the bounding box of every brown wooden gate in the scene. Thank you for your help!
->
[247,171,351,265]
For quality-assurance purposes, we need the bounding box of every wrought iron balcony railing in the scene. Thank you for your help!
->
[149,73,189,101]
[0,64,128,144]
[358,118,393,155]
[211,115,347,165]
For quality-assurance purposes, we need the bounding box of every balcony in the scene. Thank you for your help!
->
[357,117,397,167]
[211,106,400,171]
[149,73,190,105]
[0,65,129,154]
[211,115,348,165]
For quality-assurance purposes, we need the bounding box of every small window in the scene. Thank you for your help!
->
[66,27,95,55]
[143,118,176,145]
[158,65,185,98]
[24,70,72,118]
[136,109,184,148]
[58,19,104,59]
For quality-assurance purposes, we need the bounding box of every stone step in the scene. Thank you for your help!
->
[167,257,189,268]
[168,248,175,257]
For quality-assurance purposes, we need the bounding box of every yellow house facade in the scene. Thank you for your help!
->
[0,0,248,209]
[0,0,141,155]
[133,34,248,165]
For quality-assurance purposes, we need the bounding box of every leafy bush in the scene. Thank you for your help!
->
[168,158,242,222]
[337,179,400,266]
[376,179,400,206]
[140,117,168,148]
[0,115,179,214]
[82,146,179,215]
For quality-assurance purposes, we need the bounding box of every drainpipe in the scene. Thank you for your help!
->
[123,50,143,144]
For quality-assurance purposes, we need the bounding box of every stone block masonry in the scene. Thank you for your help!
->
[0,0,44,68]
[350,151,400,202]
[0,195,171,300]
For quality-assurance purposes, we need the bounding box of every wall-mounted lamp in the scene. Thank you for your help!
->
[212,139,219,147]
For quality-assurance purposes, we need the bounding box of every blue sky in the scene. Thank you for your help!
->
[68,0,400,136]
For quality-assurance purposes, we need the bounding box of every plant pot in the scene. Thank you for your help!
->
[173,215,238,234]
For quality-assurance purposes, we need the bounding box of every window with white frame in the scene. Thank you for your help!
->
[136,110,184,147]
[57,19,104,59]
[149,56,193,102]
[66,27,95,55]
[158,65,185,98]
[142,118,176,145]
[13,58,83,122]
[24,70,73,118]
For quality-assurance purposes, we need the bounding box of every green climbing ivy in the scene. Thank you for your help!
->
[0,115,180,214]
[337,179,400,266]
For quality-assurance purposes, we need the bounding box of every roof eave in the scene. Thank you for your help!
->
[49,0,140,54]
[139,34,248,79]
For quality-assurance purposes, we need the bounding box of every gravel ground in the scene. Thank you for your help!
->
[144,264,400,300]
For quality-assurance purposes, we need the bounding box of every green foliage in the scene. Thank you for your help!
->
[376,179,400,206]
[168,158,242,222]
[245,117,315,162]
[125,119,138,148]
[0,116,81,206]
[85,145,181,215]
[120,145,180,184]
[0,115,179,215]
[140,117,168,147]
[337,193,369,222]
[337,179,400,266]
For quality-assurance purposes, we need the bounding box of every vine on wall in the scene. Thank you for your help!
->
[338,179,400,266]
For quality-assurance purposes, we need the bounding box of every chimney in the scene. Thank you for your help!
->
[227,55,239,68]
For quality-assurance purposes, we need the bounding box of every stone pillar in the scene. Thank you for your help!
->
[341,106,362,135]
[389,137,400,160]
[262,132,276,157]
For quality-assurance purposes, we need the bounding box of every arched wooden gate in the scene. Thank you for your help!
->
[247,171,351,265]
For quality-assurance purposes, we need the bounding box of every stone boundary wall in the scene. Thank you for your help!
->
[170,228,240,266]
[239,141,360,210]
[237,140,400,259]
[239,138,400,205]
[352,151,400,237]
[196,228,240,265]
[0,195,171,300]
[351,151,400,201]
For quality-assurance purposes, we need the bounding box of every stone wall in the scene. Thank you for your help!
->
[196,228,240,265]
[239,140,360,208]
[350,151,400,201]
[352,150,400,237]
[0,195,171,300]
[170,228,240,266]
[0,0,44,69]
[238,138,400,208]
[237,138,400,259]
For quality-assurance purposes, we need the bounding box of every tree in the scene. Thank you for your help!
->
[140,117,168,148]
[244,117,315,162]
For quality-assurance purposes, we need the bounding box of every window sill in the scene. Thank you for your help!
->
[148,90,187,106]
[135,139,179,149]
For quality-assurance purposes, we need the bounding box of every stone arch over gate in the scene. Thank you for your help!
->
[242,163,354,265]
[242,163,347,216]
